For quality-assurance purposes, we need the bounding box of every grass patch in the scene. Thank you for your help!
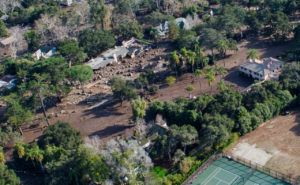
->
[151,167,168,178]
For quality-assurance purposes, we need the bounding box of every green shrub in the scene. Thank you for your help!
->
[151,167,168,178]
[165,76,176,86]
[131,97,147,121]
[186,85,194,91]
[221,132,239,151]
[148,85,159,95]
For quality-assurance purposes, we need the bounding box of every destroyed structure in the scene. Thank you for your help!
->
[86,38,151,70]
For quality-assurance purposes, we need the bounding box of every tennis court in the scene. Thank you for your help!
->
[192,158,290,185]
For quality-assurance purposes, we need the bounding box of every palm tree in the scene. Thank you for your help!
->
[187,50,196,74]
[180,47,188,58]
[205,66,214,74]
[194,69,203,93]
[215,66,228,82]
[217,39,229,67]
[169,51,180,78]
[31,145,44,171]
[217,39,228,58]
[217,80,228,92]
[195,47,209,69]
[247,49,259,60]
[26,145,44,171]
[205,72,215,93]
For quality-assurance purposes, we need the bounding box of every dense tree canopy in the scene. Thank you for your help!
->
[40,121,83,150]
[24,30,40,52]
[79,29,115,57]
[280,62,300,95]
[149,79,295,154]
[199,28,224,62]
[116,19,144,39]
[67,65,93,89]
[109,77,137,105]
[58,40,87,67]
[89,0,107,28]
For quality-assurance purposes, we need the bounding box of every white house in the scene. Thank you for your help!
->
[239,57,284,81]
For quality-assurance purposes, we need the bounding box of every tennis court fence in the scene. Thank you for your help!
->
[181,152,223,185]
[182,152,300,185]
[224,153,300,185]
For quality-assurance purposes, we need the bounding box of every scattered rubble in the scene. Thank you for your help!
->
[50,42,171,117]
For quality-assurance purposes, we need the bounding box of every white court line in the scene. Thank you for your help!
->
[216,168,240,185]
[228,175,239,184]
[202,168,221,185]
[219,167,240,183]
[216,179,226,185]
[202,167,242,185]
[220,168,240,180]
[214,176,231,185]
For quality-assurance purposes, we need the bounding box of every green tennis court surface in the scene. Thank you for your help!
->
[192,158,289,185]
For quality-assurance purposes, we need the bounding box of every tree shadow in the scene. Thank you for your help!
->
[148,54,169,62]
[77,92,107,106]
[89,125,134,139]
[224,67,254,88]
[290,110,300,136]
[82,99,124,119]
[37,96,61,112]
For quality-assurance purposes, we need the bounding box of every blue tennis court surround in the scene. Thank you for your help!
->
[192,158,289,185]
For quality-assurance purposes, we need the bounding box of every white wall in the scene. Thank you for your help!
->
[239,67,265,81]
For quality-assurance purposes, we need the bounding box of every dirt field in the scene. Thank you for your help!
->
[228,109,300,180]
[20,36,294,147]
